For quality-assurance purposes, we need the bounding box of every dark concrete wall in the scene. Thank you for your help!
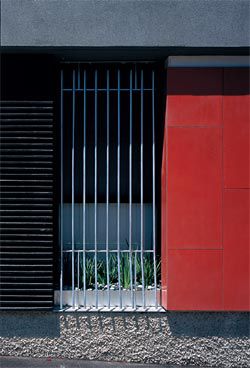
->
[0,312,249,367]
[0,0,249,47]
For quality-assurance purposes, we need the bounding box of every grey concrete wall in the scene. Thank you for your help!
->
[1,0,249,47]
[0,312,249,367]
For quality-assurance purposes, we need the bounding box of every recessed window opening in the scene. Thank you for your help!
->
[57,62,163,311]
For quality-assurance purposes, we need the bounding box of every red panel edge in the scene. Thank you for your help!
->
[161,102,168,310]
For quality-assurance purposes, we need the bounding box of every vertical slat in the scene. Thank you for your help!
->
[134,250,137,307]
[94,69,98,308]
[76,67,80,305]
[83,69,87,307]
[134,65,138,308]
[135,65,137,89]
[129,69,134,308]
[106,70,110,308]
[77,251,80,289]
[72,69,76,308]
[77,64,80,90]
[152,70,157,306]
[60,70,64,310]
[117,69,122,308]
[140,69,145,308]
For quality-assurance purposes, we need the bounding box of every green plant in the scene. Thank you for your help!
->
[134,252,141,284]
[97,259,106,286]
[133,253,161,288]
[143,254,152,287]
[73,247,161,290]
[120,252,132,289]
[85,256,94,287]
[77,255,95,289]
[109,254,118,285]
[143,254,161,287]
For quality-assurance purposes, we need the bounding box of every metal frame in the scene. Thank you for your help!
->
[59,63,161,311]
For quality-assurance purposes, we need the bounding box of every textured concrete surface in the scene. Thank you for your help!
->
[0,356,195,368]
[0,312,249,367]
[1,0,249,47]
[0,356,211,368]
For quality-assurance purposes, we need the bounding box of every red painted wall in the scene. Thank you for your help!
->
[161,67,249,311]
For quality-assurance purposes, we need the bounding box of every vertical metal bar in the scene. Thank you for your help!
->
[72,69,76,308]
[135,65,137,90]
[152,70,157,307]
[77,64,80,90]
[106,70,110,308]
[117,69,122,308]
[134,249,137,307]
[77,251,80,289]
[60,70,64,310]
[129,69,134,308]
[83,69,87,308]
[94,69,98,308]
[140,69,145,308]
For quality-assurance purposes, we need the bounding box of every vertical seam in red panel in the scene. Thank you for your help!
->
[166,69,169,309]
[222,68,225,310]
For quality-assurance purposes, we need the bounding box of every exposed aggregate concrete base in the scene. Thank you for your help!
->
[0,312,249,367]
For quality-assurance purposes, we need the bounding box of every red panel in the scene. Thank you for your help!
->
[162,67,249,311]
[168,250,223,310]
[167,68,223,126]
[223,69,250,189]
[223,190,250,311]
[223,116,249,188]
[168,127,222,249]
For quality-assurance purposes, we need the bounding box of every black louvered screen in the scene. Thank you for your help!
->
[0,101,54,310]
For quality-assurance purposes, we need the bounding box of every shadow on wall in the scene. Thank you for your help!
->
[166,312,250,338]
[0,311,249,339]
[0,312,60,338]
[67,312,249,339]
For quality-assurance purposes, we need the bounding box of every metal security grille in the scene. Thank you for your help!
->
[59,63,162,311]
[0,101,54,310]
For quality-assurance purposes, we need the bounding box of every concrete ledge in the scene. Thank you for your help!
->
[167,56,250,67]
[0,311,249,366]
[1,0,249,47]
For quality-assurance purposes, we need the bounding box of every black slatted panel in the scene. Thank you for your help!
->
[0,101,54,310]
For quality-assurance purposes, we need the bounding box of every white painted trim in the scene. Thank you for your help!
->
[166,56,250,68]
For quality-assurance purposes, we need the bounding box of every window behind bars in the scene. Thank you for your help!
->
[58,63,163,311]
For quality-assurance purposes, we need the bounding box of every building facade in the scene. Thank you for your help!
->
[0,0,249,366]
